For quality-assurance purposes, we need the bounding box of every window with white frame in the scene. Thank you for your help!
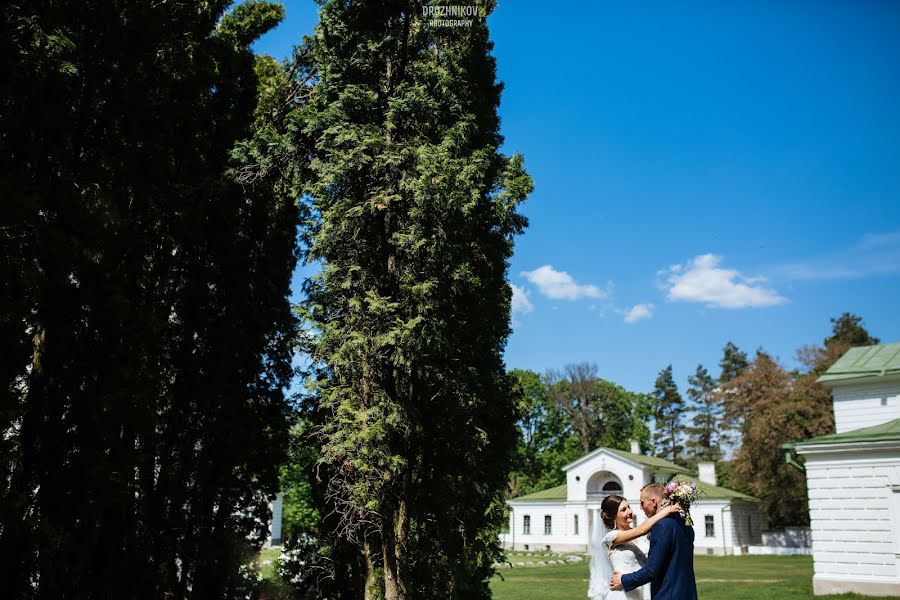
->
[544,515,552,535]
[574,514,579,535]
[523,515,531,535]
[705,515,714,537]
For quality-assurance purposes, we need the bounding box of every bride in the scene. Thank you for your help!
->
[587,494,680,600]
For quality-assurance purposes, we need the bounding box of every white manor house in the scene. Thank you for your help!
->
[501,440,765,555]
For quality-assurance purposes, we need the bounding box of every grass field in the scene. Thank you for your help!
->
[490,554,899,600]
[257,547,282,580]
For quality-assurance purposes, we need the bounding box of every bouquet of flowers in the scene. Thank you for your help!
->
[662,480,704,526]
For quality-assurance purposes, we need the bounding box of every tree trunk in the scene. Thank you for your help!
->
[364,538,378,600]
[382,497,408,600]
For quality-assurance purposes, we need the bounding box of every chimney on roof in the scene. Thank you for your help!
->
[698,462,717,486]
[630,439,641,455]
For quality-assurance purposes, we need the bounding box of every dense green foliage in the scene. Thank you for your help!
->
[1,1,299,597]
[509,368,652,497]
[295,1,532,597]
[545,363,654,455]
[508,369,573,497]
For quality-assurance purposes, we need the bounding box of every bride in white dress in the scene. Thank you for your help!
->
[587,494,680,600]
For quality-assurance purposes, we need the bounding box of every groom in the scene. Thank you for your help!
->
[610,482,698,599]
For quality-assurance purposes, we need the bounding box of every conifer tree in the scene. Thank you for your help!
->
[684,364,723,464]
[1,2,298,597]
[652,365,684,464]
[299,1,531,597]
[719,341,749,383]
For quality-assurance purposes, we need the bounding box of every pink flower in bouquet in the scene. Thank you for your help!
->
[662,480,704,526]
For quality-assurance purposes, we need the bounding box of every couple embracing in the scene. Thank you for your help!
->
[588,482,698,600]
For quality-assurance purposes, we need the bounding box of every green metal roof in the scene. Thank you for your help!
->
[817,342,900,383]
[511,480,756,502]
[794,418,900,446]
[512,484,567,502]
[690,479,757,501]
[606,448,694,476]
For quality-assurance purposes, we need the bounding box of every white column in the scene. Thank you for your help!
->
[588,508,597,553]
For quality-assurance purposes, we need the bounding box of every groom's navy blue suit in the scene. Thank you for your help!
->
[621,513,698,600]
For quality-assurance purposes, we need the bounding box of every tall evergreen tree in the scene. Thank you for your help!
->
[798,312,881,375]
[299,1,531,597]
[826,312,880,348]
[717,341,750,437]
[652,365,684,464]
[719,341,749,383]
[1,1,298,597]
[684,364,723,465]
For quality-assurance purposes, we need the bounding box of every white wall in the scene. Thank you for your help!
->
[685,500,764,555]
[830,377,900,434]
[801,450,900,596]
[761,527,812,548]
[505,502,586,551]
[730,500,765,548]
[686,500,729,554]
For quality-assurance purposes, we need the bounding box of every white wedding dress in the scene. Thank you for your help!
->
[587,517,648,600]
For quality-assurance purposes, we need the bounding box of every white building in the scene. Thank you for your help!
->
[501,441,765,555]
[793,342,900,597]
[265,492,284,547]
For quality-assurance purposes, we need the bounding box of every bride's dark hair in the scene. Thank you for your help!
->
[600,494,626,529]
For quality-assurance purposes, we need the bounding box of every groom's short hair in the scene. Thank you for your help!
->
[641,482,665,499]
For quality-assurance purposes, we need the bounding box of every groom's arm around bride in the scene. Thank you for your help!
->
[615,515,676,591]
[610,483,698,600]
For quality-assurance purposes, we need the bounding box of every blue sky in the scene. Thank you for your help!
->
[254,1,900,395]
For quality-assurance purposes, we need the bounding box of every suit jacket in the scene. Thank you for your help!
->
[620,513,698,600]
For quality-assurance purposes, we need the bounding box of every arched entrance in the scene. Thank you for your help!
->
[586,470,623,501]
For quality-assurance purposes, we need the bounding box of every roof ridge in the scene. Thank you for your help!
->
[818,342,900,383]
[794,417,900,446]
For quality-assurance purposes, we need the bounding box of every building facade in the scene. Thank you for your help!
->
[793,342,900,597]
[502,442,764,555]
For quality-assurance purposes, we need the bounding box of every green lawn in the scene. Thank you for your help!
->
[490,554,899,600]
[257,547,282,580]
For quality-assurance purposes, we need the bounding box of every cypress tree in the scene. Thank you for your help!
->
[299,1,531,597]
[1,1,298,597]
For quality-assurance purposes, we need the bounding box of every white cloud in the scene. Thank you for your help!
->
[511,284,533,314]
[521,265,608,301]
[660,254,786,309]
[623,303,655,323]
